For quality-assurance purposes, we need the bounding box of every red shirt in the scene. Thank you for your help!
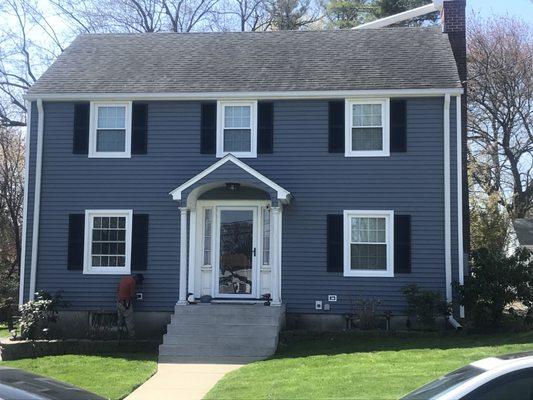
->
[117,276,136,301]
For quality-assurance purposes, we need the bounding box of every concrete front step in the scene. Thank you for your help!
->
[166,322,279,336]
[163,333,278,347]
[159,304,285,362]
[174,304,281,315]
[159,343,275,357]
[170,313,280,325]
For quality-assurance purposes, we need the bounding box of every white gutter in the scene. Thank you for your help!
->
[444,94,452,304]
[18,101,32,305]
[28,98,44,300]
[24,88,463,102]
[353,3,437,30]
[456,95,465,319]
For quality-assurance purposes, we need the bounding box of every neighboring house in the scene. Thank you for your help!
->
[513,219,533,253]
[19,0,467,360]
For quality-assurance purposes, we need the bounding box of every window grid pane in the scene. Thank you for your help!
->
[96,130,126,152]
[223,129,251,152]
[91,216,127,268]
[352,104,382,127]
[224,105,251,129]
[97,106,126,129]
[262,208,270,265]
[350,216,387,271]
[352,127,383,151]
[203,208,212,265]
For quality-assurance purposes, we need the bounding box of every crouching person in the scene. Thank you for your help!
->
[117,273,144,339]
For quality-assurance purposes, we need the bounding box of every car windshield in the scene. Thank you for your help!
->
[401,365,485,400]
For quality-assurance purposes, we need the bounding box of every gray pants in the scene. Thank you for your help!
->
[117,301,135,338]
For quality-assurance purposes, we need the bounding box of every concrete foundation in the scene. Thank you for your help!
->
[286,313,429,331]
[50,311,171,340]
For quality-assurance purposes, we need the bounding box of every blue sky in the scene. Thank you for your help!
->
[468,0,533,24]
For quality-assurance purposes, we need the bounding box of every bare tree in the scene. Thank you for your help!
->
[264,0,320,30]
[161,0,220,32]
[0,126,24,276]
[213,0,271,31]
[0,0,66,128]
[467,15,533,219]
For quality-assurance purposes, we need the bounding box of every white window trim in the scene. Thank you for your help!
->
[83,209,133,275]
[216,100,257,158]
[343,210,394,277]
[89,101,132,158]
[345,98,390,157]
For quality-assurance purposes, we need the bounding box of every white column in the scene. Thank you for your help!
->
[270,206,282,306]
[178,207,188,305]
[187,209,197,299]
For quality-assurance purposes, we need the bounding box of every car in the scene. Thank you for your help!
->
[0,366,104,400]
[401,351,533,400]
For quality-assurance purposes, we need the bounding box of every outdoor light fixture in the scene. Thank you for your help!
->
[225,182,240,192]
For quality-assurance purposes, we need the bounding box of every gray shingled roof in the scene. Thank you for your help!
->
[28,28,461,95]
[514,219,533,248]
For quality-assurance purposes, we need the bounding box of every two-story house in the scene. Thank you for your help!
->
[20,0,467,362]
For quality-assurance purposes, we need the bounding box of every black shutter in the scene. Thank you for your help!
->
[257,102,274,154]
[132,214,149,271]
[329,101,344,153]
[394,215,411,273]
[390,99,407,152]
[67,214,85,270]
[132,103,148,154]
[200,103,216,154]
[327,214,344,272]
[73,103,90,154]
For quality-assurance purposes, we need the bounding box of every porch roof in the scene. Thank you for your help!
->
[169,155,291,206]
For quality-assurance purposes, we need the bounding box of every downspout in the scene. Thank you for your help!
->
[456,96,465,319]
[444,94,462,330]
[28,98,44,300]
[18,101,32,305]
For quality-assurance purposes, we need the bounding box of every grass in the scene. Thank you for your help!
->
[205,331,533,400]
[1,353,157,400]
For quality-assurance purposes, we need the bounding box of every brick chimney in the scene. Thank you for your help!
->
[438,0,469,253]
[440,0,466,85]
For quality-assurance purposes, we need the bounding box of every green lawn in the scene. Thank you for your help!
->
[205,331,533,400]
[1,353,157,400]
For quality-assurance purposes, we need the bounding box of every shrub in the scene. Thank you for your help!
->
[352,297,382,330]
[402,284,450,329]
[0,272,18,328]
[455,248,533,328]
[18,290,66,340]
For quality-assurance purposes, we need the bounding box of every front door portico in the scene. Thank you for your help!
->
[169,155,291,306]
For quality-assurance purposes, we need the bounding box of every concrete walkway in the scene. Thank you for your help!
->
[125,363,243,400]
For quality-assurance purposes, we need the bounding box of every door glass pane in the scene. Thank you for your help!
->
[219,210,253,295]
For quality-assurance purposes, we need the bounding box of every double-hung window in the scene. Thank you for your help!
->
[345,99,390,157]
[84,210,133,274]
[89,101,132,158]
[216,101,257,158]
[343,210,394,277]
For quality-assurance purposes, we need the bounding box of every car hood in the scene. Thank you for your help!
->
[0,367,104,400]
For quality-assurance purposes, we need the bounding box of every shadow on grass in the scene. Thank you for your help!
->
[273,330,533,359]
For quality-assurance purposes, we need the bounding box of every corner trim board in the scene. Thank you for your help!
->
[28,99,44,300]
[443,94,452,303]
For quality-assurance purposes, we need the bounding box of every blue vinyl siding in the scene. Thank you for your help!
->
[24,98,460,314]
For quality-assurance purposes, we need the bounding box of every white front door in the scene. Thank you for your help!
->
[214,206,259,298]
